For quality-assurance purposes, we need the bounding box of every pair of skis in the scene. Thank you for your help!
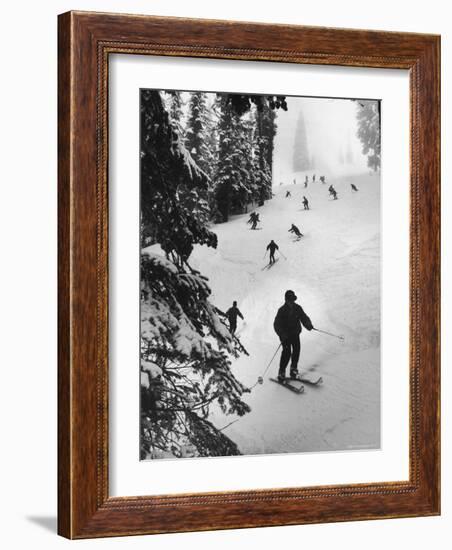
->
[261,259,279,270]
[270,372,323,394]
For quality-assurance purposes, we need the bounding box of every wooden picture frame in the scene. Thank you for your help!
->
[58,11,440,539]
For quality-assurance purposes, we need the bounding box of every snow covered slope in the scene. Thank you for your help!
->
[189,172,381,456]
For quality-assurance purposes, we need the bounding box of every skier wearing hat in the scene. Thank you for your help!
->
[273,290,313,381]
[266,240,279,265]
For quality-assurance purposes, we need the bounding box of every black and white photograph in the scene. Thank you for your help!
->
[139,88,381,460]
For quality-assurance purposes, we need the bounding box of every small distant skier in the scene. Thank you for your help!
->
[351,183,359,192]
[225,300,244,335]
[304,176,308,188]
[320,175,326,184]
[302,196,310,210]
[248,212,260,229]
[289,224,303,238]
[266,239,279,265]
[312,174,316,183]
[285,190,292,198]
[331,188,338,200]
[274,290,313,380]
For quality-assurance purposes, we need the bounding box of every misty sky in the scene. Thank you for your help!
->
[273,96,369,183]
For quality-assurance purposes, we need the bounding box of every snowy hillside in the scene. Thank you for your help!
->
[187,172,381,455]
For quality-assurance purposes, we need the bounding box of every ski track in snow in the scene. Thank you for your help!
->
[181,172,379,456]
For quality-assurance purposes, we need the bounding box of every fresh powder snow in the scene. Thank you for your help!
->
[182,171,381,456]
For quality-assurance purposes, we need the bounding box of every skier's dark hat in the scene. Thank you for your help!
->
[285,290,297,301]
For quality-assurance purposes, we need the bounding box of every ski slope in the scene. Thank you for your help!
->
[190,172,381,455]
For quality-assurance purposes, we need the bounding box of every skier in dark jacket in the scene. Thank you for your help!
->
[329,185,338,200]
[289,224,303,238]
[351,183,359,192]
[285,190,292,198]
[304,175,308,188]
[252,213,260,229]
[302,196,309,210]
[266,240,279,264]
[274,290,313,380]
[225,301,244,334]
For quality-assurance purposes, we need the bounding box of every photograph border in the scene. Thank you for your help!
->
[58,11,440,538]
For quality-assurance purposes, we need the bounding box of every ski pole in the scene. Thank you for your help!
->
[255,343,282,386]
[313,328,344,341]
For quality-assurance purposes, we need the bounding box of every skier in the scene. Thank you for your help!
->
[320,175,326,184]
[251,212,260,229]
[266,240,279,265]
[328,185,338,200]
[351,183,359,192]
[304,175,309,187]
[312,174,316,182]
[273,290,313,380]
[247,212,256,225]
[288,223,303,238]
[225,301,244,334]
[302,196,309,210]
[285,190,292,198]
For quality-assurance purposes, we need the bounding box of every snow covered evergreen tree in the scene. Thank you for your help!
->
[166,90,186,142]
[185,91,221,219]
[255,104,277,205]
[185,92,214,175]
[214,96,245,222]
[203,100,220,214]
[214,96,279,221]
[140,89,250,459]
[293,109,311,172]
[356,100,381,171]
